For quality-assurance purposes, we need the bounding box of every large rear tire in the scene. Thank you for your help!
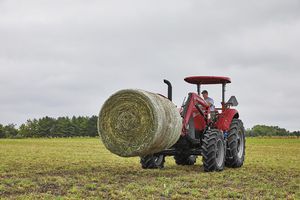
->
[225,118,245,168]
[202,129,225,172]
[140,154,165,169]
[174,154,196,165]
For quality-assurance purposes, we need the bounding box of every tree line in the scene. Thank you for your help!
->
[246,125,299,137]
[0,117,299,138]
[0,116,98,138]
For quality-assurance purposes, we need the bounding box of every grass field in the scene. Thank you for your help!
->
[0,138,299,199]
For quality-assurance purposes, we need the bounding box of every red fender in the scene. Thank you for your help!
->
[215,109,239,131]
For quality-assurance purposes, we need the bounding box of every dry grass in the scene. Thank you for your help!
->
[0,138,299,199]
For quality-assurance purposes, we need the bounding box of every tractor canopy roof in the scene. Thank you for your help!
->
[184,76,231,85]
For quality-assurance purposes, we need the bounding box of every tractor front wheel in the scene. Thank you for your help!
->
[140,154,165,169]
[202,129,225,172]
[225,118,245,168]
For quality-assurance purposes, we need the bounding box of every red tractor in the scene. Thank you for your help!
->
[140,76,245,172]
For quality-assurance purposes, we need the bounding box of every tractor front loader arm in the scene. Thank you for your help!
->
[181,93,209,135]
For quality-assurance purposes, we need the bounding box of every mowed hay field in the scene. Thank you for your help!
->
[0,138,299,199]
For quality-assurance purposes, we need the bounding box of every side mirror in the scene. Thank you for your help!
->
[226,96,238,107]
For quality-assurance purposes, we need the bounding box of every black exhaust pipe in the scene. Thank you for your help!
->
[163,79,172,101]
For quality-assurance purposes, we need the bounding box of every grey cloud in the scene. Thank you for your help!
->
[0,0,300,131]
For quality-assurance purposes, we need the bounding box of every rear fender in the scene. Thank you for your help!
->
[215,109,239,131]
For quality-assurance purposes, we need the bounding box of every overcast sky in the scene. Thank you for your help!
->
[0,0,300,131]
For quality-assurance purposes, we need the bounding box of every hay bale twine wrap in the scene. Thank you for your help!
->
[98,89,182,157]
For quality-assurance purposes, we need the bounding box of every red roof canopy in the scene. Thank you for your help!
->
[184,76,231,85]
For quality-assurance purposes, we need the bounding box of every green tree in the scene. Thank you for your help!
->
[0,124,5,138]
[291,131,300,137]
[19,119,39,138]
[87,115,98,137]
[3,124,18,138]
[19,123,30,138]
[251,125,289,137]
[51,117,74,137]
[71,116,88,137]
[36,116,56,137]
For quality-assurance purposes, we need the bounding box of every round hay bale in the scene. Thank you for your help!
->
[98,89,182,157]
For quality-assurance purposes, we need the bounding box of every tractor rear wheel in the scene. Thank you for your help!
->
[202,129,225,172]
[225,119,245,168]
[174,154,196,165]
[140,154,165,169]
